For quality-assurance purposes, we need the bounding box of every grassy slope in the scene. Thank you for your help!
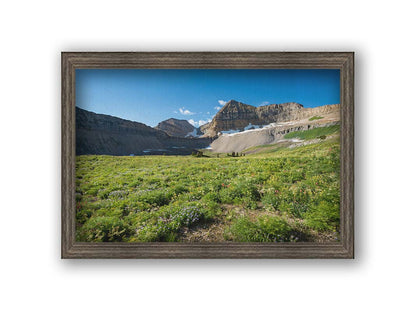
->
[75,130,340,243]
[284,124,340,140]
[309,115,324,121]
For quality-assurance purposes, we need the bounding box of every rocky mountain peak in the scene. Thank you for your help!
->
[219,100,253,112]
[222,99,243,107]
[155,118,195,137]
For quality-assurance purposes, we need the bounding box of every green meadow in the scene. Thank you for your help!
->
[75,128,340,243]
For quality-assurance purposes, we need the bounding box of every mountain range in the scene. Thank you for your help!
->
[76,100,340,155]
[76,107,211,156]
[200,99,339,137]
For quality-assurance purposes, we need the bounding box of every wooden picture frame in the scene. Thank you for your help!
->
[62,52,354,259]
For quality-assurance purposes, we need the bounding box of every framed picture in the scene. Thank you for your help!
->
[62,52,354,258]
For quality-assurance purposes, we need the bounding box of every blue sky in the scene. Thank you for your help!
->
[76,69,340,127]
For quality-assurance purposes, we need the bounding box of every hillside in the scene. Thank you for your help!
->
[76,107,211,155]
[209,109,340,153]
[76,135,341,243]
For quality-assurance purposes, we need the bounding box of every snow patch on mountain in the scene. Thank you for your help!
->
[185,129,200,138]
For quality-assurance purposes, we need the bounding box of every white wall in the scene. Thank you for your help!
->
[1,1,415,311]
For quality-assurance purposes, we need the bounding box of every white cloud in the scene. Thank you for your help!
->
[259,101,270,107]
[179,107,194,115]
[188,118,211,127]
[214,106,221,110]
[218,100,227,106]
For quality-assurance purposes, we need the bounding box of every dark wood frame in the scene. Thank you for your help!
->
[62,52,354,259]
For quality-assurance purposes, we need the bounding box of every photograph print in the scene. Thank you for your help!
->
[75,68,341,244]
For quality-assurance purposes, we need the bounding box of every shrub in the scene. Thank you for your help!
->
[219,181,260,205]
[173,206,204,225]
[304,202,339,231]
[139,190,173,207]
[261,192,280,210]
[108,190,129,199]
[128,176,144,187]
[84,185,101,196]
[202,192,220,203]
[135,205,207,242]
[226,216,300,242]
[192,151,204,157]
[242,199,258,210]
[173,184,188,195]
[77,216,131,242]
[76,206,93,225]
[291,202,309,218]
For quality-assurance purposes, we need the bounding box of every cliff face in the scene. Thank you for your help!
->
[155,118,195,137]
[76,107,211,155]
[256,102,305,123]
[204,100,259,134]
[200,100,339,137]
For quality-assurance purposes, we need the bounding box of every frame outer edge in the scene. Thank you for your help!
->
[61,53,76,258]
[340,53,354,258]
[346,53,355,258]
[61,52,354,259]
